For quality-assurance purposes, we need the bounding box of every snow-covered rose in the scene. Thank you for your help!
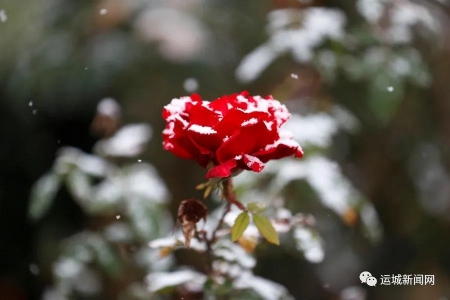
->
[162,91,303,179]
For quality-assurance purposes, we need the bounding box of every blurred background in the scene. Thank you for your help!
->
[1,0,450,299]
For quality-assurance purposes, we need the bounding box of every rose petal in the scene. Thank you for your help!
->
[205,159,237,179]
[187,124,222,155]
[163,97,195,120]
[254,139,304,163]
[164,135,209,166]
[209,96,230,115]
[216,122,278,163]
[190,93,202,102]
[242,154,265,172]
[189,103,221,127]
[163,119,210,166]
[213,109,269,138]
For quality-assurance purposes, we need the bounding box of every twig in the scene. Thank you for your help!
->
[203,179,245,277]
[222,179,247,211]
[211,202,231,243]
[204,202,231,274]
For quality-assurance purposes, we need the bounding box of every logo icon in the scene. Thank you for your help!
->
[360,271,377,287]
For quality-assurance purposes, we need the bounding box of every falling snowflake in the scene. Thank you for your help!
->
[183,78,199,92]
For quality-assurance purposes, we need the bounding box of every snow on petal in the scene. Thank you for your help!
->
[188,124,217,135]
[241,118,258,126]
[243,154,265,172]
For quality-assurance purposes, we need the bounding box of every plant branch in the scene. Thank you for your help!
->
[204,201,231,275]
[221,179,246,211]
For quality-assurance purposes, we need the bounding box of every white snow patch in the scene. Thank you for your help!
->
[262,138,301,152]
[164,97,192,117]
[97,98,121,117]
[236,8,346,83]
[125,164,169,203]
[283,113,338,148]
[148,236,178,248]
[235,44,278,83]
[188,124,216,134]
[244,154,263,168]
[145,269,206,292]
[134,8,207,62]
[356,0,383,22]
[293,227,324,263]
[234,272,291,300]
[94,124,152,157]
[241,118,258,126]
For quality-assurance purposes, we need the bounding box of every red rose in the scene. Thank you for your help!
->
[162,91,303,179]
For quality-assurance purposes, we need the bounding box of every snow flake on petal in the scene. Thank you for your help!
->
[164,98,189,116]
[263,121,274,130]
[243,154,265,172]
[188,124,217,135]
[241,118,258,126]
[264,138,300,151]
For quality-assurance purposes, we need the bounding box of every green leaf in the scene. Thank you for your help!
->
[28,173,61,220]
[247,202,267,214]
[231,211,250,241]
[253,214,279,245]
[88,234,121,277]
[67,170,91,201]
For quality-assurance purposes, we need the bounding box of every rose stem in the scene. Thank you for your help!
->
[203,202,231,275]
[202,179,245,277]
[221,179,247,211]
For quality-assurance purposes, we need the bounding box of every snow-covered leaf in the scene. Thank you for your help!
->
[234,271,293,300]
[29,173,61,220]
[145,269,206,293]
[94,124,152,157]
[67,170,91,202]
[293,227,324,263]
[87,234,121,277]
[124,164,169,203]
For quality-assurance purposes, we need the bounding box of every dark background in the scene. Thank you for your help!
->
[1,0,450,299]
